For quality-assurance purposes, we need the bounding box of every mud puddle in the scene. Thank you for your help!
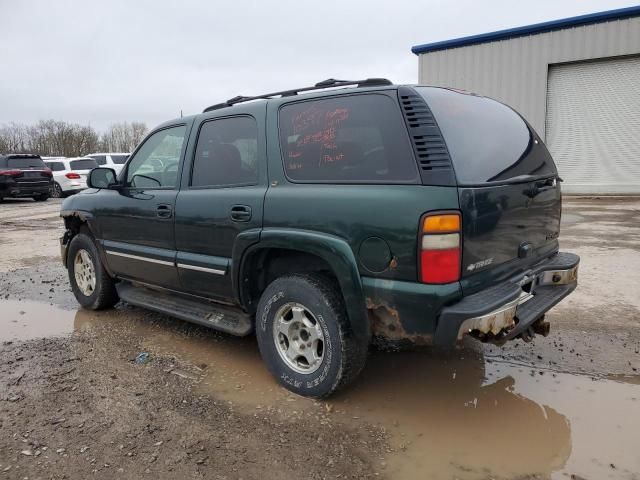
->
[3,300,640,479]
[0,300,79,341]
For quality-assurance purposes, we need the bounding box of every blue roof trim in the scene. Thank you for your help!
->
[411,5,640,55]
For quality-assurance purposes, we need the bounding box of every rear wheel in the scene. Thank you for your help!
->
[68,232,119,310]
[256,273,368,398]
[50,182,64,198]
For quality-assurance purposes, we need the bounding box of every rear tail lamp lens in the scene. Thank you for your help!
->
[65,172,81,179]
[419,212,461,284]
[43,168,53,177]
[0,169,22,177]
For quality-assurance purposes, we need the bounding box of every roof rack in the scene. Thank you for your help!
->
[203,78,393,113]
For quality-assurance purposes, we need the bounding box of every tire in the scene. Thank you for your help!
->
[33,194,49,201]
[51,182,64,198]
[256,273,368,398]
[67,232,119,310]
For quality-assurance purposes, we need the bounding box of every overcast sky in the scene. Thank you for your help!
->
[0,0,636,131]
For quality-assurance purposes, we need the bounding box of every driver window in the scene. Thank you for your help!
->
[126,125,186,188]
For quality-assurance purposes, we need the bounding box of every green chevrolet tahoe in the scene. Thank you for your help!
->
[60,78,579,397]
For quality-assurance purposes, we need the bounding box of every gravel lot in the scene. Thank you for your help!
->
[1,196,639,480]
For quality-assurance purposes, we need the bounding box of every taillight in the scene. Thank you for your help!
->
[43,168,53,177]
[65,172,81,179]
[419,212,461,284]
[0,169,22,177]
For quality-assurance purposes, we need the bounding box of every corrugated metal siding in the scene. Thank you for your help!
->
[418,16,640,138]
[546,56,640,194]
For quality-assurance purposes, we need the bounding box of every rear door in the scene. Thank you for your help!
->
[95,124,191,290]
[45,161,67,188]
[416,87,561,293]
[174,104,267,302]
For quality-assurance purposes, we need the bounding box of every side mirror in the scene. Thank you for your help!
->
[87,168,118,189]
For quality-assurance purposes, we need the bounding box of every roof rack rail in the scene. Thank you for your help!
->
[203,78,393,112]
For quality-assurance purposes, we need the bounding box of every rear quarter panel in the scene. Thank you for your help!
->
[263,184,460,281]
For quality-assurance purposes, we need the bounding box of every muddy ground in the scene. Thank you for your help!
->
[1,197,639,480]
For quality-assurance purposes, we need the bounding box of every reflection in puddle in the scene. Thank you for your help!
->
[2,300,639,479]
[77,309,640,479]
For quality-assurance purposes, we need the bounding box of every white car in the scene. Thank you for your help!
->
[85,153,130,175]
[44,157,99,198]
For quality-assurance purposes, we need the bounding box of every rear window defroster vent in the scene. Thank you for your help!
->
[398,86,455,186]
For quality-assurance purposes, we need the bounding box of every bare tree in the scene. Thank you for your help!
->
[100,121,148,152]
[0,123,30,153]
[0,120,139,157]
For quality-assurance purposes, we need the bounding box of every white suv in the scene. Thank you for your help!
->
[44,157,99,198]
[85,153,129,175]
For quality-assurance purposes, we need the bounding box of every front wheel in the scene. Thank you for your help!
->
[256,273,368,398]
[67,232,119,310]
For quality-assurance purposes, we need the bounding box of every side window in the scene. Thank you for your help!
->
[92,155,107,166]
[278,94,418,183]
[191,117,258,187]
[110,154,129,164]
[126,125,186,188]
[49,162,65,172]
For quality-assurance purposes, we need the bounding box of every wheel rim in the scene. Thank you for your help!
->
[74,249,96,297]
[272,303,325,374]
[52,183,62,198]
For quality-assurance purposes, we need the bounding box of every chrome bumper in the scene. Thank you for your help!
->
[434,252,580,346]
[457,263,578,340]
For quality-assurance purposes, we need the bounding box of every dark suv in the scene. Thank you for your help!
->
[60,79,579,397]
[0,154,52,201]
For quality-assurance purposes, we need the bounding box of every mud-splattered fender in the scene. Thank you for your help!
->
[59,208,112,275]
[238,228,370,343]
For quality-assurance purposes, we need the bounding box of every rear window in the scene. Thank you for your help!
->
[70,159,98,170]
[111,155,129,164]
[416,87,556,184]
[7,157,46,169]
[47,162,66,172]
[279,94,418,183]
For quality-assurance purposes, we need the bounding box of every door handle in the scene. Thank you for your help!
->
[156,204,173,218]
[230,205,252,222]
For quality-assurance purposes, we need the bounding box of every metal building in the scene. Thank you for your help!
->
[412,6,640,194]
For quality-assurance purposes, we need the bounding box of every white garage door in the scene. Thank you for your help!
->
[546,56,640,194]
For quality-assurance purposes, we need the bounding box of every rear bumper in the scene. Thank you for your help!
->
[434,252,579,345]
[60,181,86,191]
[0,183,51,197]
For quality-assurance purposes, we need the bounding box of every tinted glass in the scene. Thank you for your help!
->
[279,94,418,183]
[111,155,129,164]
[417,87,556,184]
[91,155,107,165]
[126,126,186,188]
[70,159,98,170]
[47,162,66,172]
[7,157,46,169]
[192,117,258,187]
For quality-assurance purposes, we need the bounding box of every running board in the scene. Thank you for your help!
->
[116,282,253,336]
